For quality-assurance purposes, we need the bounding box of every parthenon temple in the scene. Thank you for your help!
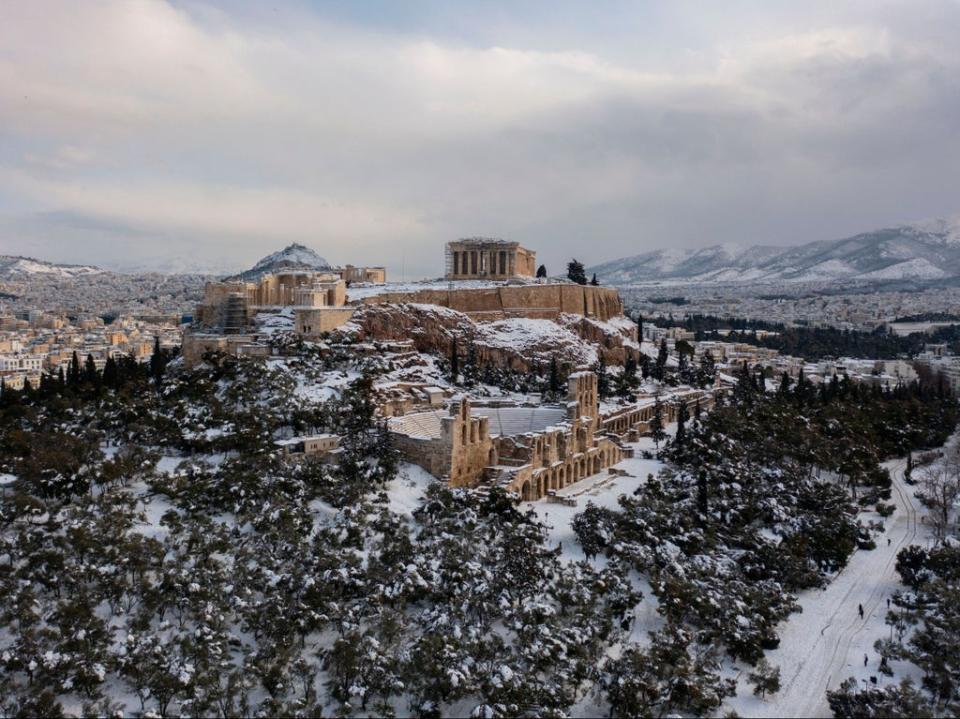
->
[445,238,537,280]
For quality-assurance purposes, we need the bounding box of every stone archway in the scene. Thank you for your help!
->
[521,481,533,501]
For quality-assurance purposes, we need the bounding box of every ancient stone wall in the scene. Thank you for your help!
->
[360,284,622,322]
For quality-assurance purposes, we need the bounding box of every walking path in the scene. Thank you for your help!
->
[734,457,928,718]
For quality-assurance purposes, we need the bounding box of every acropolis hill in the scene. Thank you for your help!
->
[183,239,631,367]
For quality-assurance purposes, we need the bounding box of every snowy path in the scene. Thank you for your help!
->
[734,458,926,718]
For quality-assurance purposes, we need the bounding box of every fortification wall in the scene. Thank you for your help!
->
[360,284,622,322]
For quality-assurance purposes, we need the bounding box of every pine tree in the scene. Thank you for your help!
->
[566,259,587,285]
[590,273,599,286]
[536,264,547,279]
[749,659,781,698]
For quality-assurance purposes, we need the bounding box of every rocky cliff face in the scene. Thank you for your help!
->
[341,302,638,372]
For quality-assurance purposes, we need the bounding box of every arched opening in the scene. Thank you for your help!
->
[521,481,533,502]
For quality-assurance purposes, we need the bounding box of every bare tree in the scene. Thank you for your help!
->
[916,448,960,542]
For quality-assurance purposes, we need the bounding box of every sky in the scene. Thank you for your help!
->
[0,0,959,278]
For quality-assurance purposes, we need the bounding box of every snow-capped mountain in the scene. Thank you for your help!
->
[0,255,102,280]
[228,243,332,281]
[590,215,960,285]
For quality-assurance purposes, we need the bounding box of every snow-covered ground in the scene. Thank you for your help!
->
[522,436,666,564]
[729,455,930,718]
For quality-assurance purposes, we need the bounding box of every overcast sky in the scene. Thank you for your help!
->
[1,0,959,277]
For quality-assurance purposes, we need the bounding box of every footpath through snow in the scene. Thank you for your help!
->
[731,456,930,718]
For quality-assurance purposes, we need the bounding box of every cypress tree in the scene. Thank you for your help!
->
[84,354,98,384]
[103,356,119,387]
[697,470,708,521]
[70,351,81,385]
[150,336,165,385]
[693,398,702,422]
[654,339,669,381]
[675,400,689,446]
[649,396,666,449]
[548,355,562,396]
[590,273,599,286]
[596,355,610,399]
[640,353,650,380]
[778,372,791,396]
[449,336,460,381]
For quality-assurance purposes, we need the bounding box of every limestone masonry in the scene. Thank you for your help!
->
[445,238,536,280]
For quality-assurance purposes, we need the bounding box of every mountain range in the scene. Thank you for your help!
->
[0,255,102,280]
[589,216,960,285]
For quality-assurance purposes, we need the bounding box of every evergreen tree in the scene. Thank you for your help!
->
[463,339,478,387]
[595,355,610,399]
[84,353,99,384]
[693,398,701,422]
[698,350,716,388]
[654,339,669,381]
[566,259,587,285]
[70,351,81,385]
[102,356,119,388]
[697,470,708,519]
[675,400,689,447]
[149,337,165,386]
[590,273,599,286]
[536,264,547,279]
[449,336,460,382]
[617,355,638,398]
[640,353,650,380]
[649,396,666,449]
[749,659,781,698]
[548,355,562,397]
[778,371,792,396]
[636,313,644,341]
[734,361,756,403]
[57,365,65,388]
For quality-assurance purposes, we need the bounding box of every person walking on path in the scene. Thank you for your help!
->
[858,603,864,619]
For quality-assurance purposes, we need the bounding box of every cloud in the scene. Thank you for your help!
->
[0,0,958,275]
